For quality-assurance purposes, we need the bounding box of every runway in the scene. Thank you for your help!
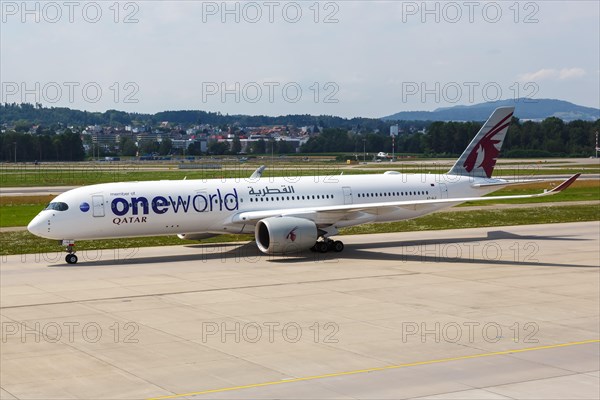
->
[1,222,598,399]
[0,186,78,197]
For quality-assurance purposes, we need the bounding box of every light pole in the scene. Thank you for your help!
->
[363,138,366,162]
[13,142,17,164]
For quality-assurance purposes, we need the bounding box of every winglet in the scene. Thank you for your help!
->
[250,165,266,179]
[548,173,581,193]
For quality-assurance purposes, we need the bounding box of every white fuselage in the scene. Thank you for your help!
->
[27,173,495,241]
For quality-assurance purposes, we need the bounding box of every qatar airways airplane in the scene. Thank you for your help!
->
[28,107,579,264]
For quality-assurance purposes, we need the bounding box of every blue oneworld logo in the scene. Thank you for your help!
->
[110,189,239,217]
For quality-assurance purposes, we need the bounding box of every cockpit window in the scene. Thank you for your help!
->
[44,202,69,211]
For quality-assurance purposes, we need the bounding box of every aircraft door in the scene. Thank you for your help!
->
[439,183,448,199]
[92,195,105,217]
[342,186,353,205]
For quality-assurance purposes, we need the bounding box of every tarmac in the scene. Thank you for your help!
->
[1,221,598,399]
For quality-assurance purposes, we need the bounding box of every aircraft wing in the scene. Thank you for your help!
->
[470,176,576,188]
[230,174,580,225]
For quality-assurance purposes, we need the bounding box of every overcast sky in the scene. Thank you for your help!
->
[1,0,598,118]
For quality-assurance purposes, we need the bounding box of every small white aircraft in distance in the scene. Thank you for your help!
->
[28,107,580,264]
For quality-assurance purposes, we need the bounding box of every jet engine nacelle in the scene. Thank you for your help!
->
[255,216,317,254]
[177,233,218,241]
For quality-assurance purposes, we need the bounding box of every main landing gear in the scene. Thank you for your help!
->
[62,240,78,264]
[310,238,344,253]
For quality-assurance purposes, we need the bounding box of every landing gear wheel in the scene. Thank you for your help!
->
[63,240,77,264]
[327,239,335,251]
[333,240,344,252]
[316,241,329,253]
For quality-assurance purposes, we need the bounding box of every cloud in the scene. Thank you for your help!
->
[558,67,586,79]
[518,68,557,81]
[519,67,586,82]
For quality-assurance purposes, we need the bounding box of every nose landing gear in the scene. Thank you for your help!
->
[62,240,78,264]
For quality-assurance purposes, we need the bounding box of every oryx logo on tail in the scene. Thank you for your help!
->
[448,106,514,179]
[463,111,513,178]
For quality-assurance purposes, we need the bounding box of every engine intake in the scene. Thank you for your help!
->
[255,217,317,254]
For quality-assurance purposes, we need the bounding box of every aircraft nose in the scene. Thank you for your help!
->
[27,214,48,238]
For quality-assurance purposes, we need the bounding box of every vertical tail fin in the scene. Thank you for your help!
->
[448,106,514,178]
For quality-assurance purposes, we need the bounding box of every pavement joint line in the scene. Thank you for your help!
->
[0,272,418,310]
[147,339,600,400]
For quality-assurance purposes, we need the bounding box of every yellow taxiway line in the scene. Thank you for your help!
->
[148,339,600,400]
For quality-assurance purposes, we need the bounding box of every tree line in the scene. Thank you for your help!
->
[300,117,600,158]
[1,103,599,161]
[1,117,598,162]
[0,129,85,162]
[1,103,419,133]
